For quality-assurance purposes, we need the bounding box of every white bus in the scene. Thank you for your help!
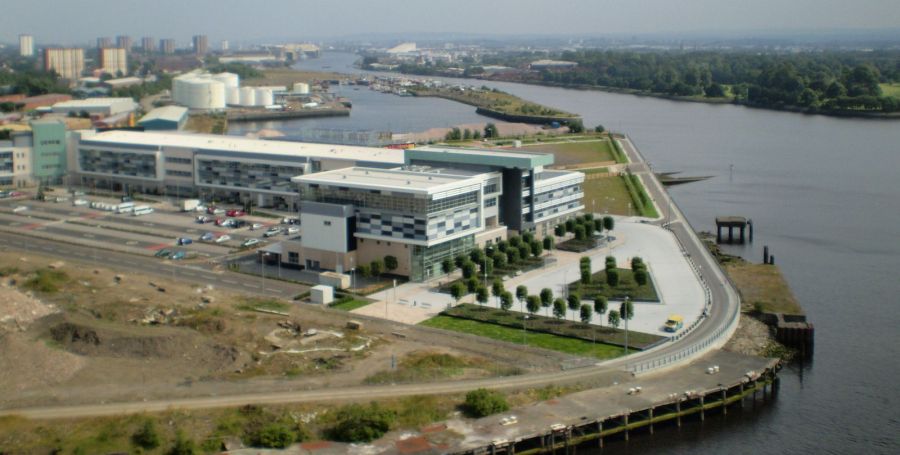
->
[115,202,135,214]
[132,206,154,216]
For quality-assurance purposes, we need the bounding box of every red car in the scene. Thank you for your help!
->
[226,209,245,217]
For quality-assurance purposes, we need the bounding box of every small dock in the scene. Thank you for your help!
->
[715,216,753,244]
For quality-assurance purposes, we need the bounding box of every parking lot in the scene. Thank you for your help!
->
[0,189,302,261]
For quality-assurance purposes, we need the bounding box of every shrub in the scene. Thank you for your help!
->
[606,269,620,287]
[574,225,586,240]
[466,277,479,293]
[634,269,648,286]
[565,219,575,233]
[464,389,509,417]
[554,224,565,237]
[168,430,197,455]
[580,269,592,285]
[132,419,161,450]
[543,236,554,250]
[603,216,615,232]
[384,255,398,272]
[328,403,396,442]
[250,423,295,448]
[370,260,383,277]
[462,261,476,279]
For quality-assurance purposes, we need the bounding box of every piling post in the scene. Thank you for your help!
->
[728,226,734,243]
[763,245,769,264]
[700,395,705,421]
[598,421,603,449]
[739,225,745,243]
[722,389,728,415]
[716,225,722,243]
[649,407,654,434]
[624,414,629,441]
[740,383,745,409]
[769,255,775,265]
[748,219,754,242]
[676,400,682,427]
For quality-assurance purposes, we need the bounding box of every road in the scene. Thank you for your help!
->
[0,137,741,419]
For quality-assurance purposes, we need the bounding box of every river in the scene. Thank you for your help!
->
[233,52,900,454]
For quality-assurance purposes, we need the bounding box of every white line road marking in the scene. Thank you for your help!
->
[242,283,258,288]
[221,279,237,284]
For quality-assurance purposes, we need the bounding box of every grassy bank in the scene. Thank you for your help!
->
[421,315,626,359]
[522,139,617,166]
[725,262,804,315]
[410,86,577,121]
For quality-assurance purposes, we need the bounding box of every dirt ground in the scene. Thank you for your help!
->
[0,251,562,410]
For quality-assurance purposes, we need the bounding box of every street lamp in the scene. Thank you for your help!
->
[624,296,630,355]
[522,314,528,345]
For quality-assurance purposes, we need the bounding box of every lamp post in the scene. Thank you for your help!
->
[624,296,630,355]
[522,314,528,345]
[260,252,269,294]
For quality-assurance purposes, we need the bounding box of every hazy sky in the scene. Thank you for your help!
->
[3,0,898,45]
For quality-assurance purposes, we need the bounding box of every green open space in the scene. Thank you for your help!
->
[522,140,617,166]
[582,175,636,216]
[421,315,626,359]
[568,268,659,302]
[329,298,373,312]
[622,174,660,218]
[879,83,900,99]
[410,86,577,120]
[724,262,804,315]
[442,304,663,349]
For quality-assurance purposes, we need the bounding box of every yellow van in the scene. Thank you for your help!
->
[665,314,684,332]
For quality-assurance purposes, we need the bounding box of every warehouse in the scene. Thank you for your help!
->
[137,106,189,131]
[51,97,137,118]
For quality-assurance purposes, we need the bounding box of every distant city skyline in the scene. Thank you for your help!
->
[1,0,898,45]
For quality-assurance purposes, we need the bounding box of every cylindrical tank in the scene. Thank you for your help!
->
[293,82,310,94]
[239,87,256,107]
[225,86,240,105]
[207,81,225,109]
[255,88,274,106]
[213,72,239,89]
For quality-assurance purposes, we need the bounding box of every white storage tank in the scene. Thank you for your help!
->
[213,72,239,89]
[255,88,274,106]
[239,87,256,106]
[225,86,240,105]
[293,82,310,94]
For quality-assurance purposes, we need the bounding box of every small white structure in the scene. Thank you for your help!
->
[293,82,310,94]
[319,271,350,289]
[310,285,334,305]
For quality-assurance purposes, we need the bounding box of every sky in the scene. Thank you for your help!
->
[2,0,899,45]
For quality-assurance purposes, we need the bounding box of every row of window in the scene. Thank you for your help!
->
[164,157,192,164]
[165,170,192,177]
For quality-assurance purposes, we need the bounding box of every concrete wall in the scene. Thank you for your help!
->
[356,239,412,277]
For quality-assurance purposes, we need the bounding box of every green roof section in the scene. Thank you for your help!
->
[406,145,554,169]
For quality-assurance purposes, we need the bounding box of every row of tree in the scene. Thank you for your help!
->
[555,214,614,241]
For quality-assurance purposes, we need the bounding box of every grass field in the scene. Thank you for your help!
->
[330,299,373,312]
[421,315,625,359]
[582,175,635,216]
[725,262,804,315]
[879,83,900,99]
[523,140,617,166]
[568,267,659,301]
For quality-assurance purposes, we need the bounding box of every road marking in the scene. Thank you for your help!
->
[125,241,138,245]
[221,279,237,284]
[242,283,258,288]
[83,234,95,238]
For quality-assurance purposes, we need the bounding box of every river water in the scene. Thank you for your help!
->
[233,53,900,454]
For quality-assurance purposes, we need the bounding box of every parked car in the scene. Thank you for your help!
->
[9,191,25,198]
[206,206,218,215]
[216,218,235,227]
[232,219,248,228]
[284,226,300,235]
[12,206,28,213]
[169,251,186,260]
[214,234,231,244]
[199,232,215,242]
[54,196,69,203]
[241,238,260,248]
[212,208,226,215]
[154,248,171,258]
[283,217,300,225]
[72,199,89,206]
[196,215,210,224]
[226,209,246,217]
[264,227,282,237]
[177,237,193,245]
[250,223,264,230]
[0,191,9,199]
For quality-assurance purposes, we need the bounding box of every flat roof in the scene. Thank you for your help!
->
[53,97,135,108]
[138,106,188,123]
[293,166,480,196]
[81,130,406,163]
[408,145,554,169]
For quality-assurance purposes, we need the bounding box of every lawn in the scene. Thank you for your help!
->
[568,268,659,302]
[523,140,617,166]
[879,83,900,99]
[420,315,626,359]
[724,262,804,315]
[582,175,635,216]
[622,174,660,218]
[443,304,663,349]
[330,299,373,312]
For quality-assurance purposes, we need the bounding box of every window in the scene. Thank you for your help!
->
[324,220,331,226]
[165,157,192,164]
[484,183,498,194]
[485,197,497,207]
[165,170,192,177]
[288,252,299,264]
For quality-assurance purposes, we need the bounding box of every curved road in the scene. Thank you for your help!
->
[0,137,740,419]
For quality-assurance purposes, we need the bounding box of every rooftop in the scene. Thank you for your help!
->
[52,97,135,108]
[138,106,188,123]
[293,166,481,196]
[408,145,554,169]
[81,130,406,163]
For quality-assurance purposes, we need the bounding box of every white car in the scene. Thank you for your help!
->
[214,234,231,244]
[72,199,89,206]
[250,223,264,230]
[284,226,300,235]
[12,205,28,213]
[241,238,260,248]
[264,227,281,238]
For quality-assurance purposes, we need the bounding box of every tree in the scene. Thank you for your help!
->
[574,226,587,241]
[620,299,634,320]
[530,240,543,257]
[464,388,509,417]
[492,252,507,269]
[704,83,726,98]
[567,293,581,319]
[168,430,197,455]
[370,260,383,277]
[506,248,519,265]
[593,218,604,235]
[384,255,398,273]
[441,258,455,275]
[634,269,648,286]
[508,236,521,247]
[476,286,489,307]
[463,128,472,140]
[608,310,621,328]
[552,298,567,320]
[606,269,620,287]
[540,287,553,311]
[483,123,499,139]
[462,261,476,279]
[554,224,565,237]
[492,278,504,300]
[631,256,643,271]
[593,296,608,320]
[472,129,482,140]
[594,124,606,133]
[454,254,467,268]
[526,295,541,315]
[581,268,592,285]
[565,219,575,233]
[580,303,593,324]
[466,277,479,293]
[328,403,396,442]
[469,247,485,264]
[132,419,161,450]
[603,216,614,232]
[358,264,371,278]
[567,119,585,133]
[516,285,528,308]
[450,282,466,303]
[500,291,513,311]
[543,236,554,251]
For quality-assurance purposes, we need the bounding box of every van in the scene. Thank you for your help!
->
[132,206,153,216]
[664,314,684,332]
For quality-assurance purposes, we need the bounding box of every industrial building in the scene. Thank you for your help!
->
[51,97,137,117]
[99,48,128,76]
[137,106,188,130]
[43,48,85,82]
[19,34,34,57]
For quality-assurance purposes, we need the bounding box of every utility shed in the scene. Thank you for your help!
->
[138,106,189,131]
[310,285,334,305]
